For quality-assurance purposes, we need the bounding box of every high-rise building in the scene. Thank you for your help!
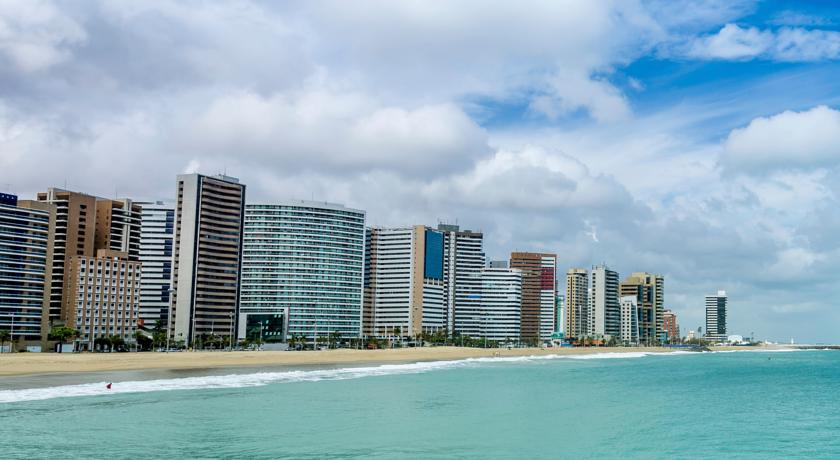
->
[510,252,556,343]
[662,309,678,342]
[555,293,565,334]
[0,194,55,349]
[705,291,727,342]
[35,189,98,327]
[170,174,246,346]
[240,201,365,345]
[439,224,485,337]
[66,250,141,350]
[589,264,620,339]
[565,268,588,339]
[137,201,174,328]
[619,272,664,345]
[95,199,142,260]
[478,267,521,342]
[364,226,446,338]
[619,295,639,345]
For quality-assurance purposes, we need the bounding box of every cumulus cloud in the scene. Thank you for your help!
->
[721,105,840,172]
[0,0,86,73]
[685,23,840,61]
[179,90,491,177]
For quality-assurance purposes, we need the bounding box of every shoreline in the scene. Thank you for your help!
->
[0,345,788,378]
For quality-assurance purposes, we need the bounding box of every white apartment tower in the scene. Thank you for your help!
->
[479,267,522,342]
[589,264,620,339]
[439,224,485,337]
[137,201,174,328]
[240,201,366,344]
[620,295,639,345]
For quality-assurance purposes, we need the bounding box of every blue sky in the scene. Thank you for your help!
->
[1,0,840,342]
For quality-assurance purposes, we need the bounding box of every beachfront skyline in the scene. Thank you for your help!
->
[2,1,840,342]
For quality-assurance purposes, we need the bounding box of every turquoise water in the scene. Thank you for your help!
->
[1,350,839,459]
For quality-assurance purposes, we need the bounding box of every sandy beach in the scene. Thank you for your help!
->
[0,346,705,377]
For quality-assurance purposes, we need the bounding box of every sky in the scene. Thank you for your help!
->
[2,0,840,342]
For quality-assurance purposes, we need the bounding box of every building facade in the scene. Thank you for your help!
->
[662,309,678,342]
[364,226,446,338]
[170,174,246,346]
[439,224,485,337]
[479,267,521,342]
[565,268,588,339]
[95,199,142,260]
[510,252,556,342]
[589,264,620,339]
[66,250,141,350]
[619,272,664,345]
[0,194,55,349]
[240,201,366,345]
[35,189,98,327]
[705,291,727,342]
[619,295,639,345]
[138,201,174,328]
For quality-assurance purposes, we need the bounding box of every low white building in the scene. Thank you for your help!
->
[619,295,638,345]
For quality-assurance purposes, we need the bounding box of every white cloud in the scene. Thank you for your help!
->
[685,23,840,61]
[0,0,86,72]
[179,90,491,177]
[721,105,840,172]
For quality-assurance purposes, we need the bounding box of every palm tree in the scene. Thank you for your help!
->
[328,331,342,349]
[0,330,10,353]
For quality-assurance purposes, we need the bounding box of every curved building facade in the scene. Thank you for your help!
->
[241,201,365,344]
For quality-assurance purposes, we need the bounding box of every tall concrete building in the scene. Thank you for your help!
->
[589,264,620,339]
[619,295,639,345]
[137,201,174,328]
[66,250,141,350]
[0,194,54,349]
[620,272,664,345]
[510,252,556,343]
[364,226,446,338]
[705,291,727,343]
[240,201,365,345]
[565,268,588,339]
[170,174,245,346]
[35,189,98,327]
[439,224,485,337]
[478,267,521,342]
[95,199,142,260]
[662,309,678,342]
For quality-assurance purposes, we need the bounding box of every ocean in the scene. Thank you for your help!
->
[1,349,838,459]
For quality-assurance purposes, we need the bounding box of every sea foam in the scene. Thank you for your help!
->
[0,351,673,404]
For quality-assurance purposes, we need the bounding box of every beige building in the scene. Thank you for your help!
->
[565,268,588,339]
[36,189,99,328]
[66,250,141,350]
[35,189,144,336]
[619,272,664,345]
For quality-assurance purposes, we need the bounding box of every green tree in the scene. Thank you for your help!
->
[49,326,79,353]
[328,331,342,349]
[110,335,125,352]
[0,330,10,353]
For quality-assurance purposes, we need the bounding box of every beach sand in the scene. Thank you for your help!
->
[0,345,786,377]
[0,346,713,377]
